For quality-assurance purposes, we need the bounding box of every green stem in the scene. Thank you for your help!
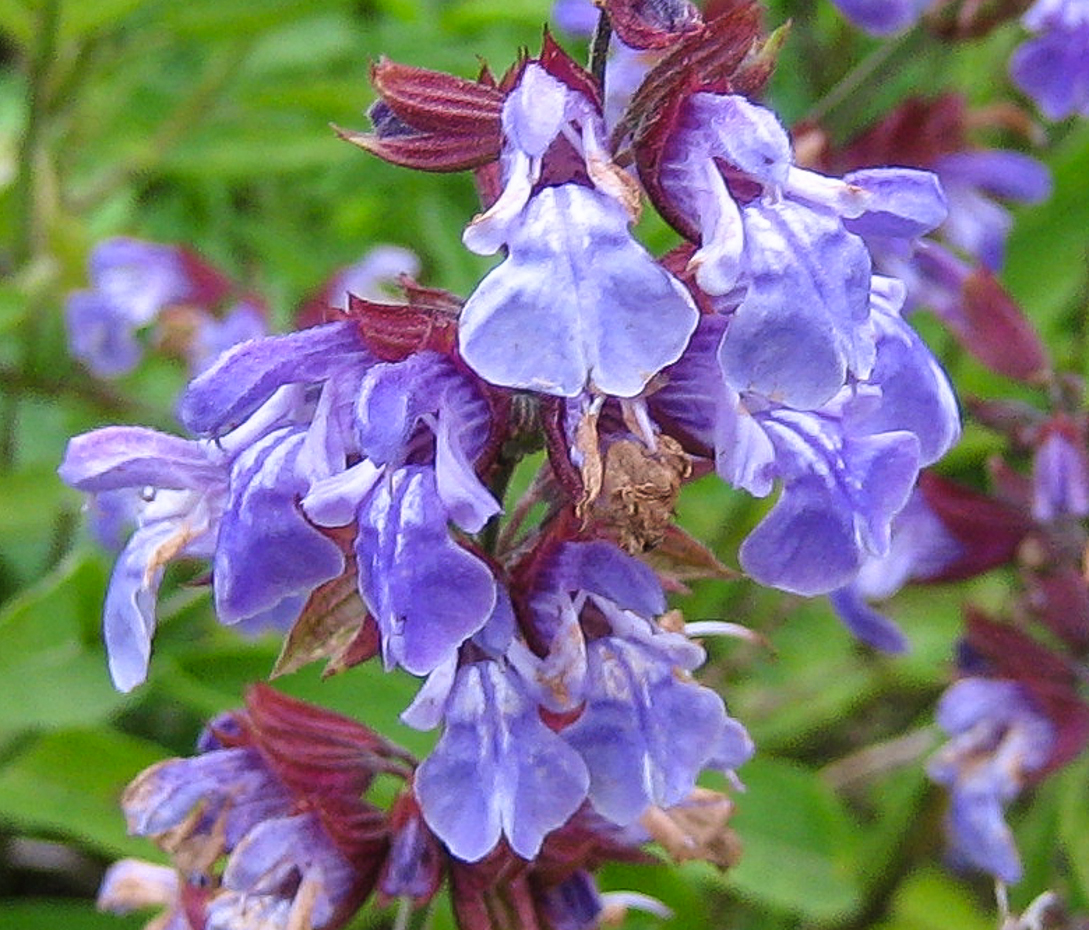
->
[479,454,519,555]
[11,0,59,268]
[804,27,936,141]
[4,0,60,469]
[589,9,612,92]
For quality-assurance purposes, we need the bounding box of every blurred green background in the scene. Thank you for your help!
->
[0,0,1088,927]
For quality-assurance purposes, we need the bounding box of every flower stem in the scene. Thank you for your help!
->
[805,27,939,141]
[589,8,612,91]
[4,0,59,470]
[12,0,59,269]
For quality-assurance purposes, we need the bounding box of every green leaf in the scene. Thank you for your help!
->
[873,867,992,930]
[0,465,72,539]
[0,551,130,735]
[0,900,143,930]
[57,0,149,40]
[0,727,166,858]
[158,0,344,38]
[722,756,863,921]
[1053,754,1089,908]
[1004,123,1089,343]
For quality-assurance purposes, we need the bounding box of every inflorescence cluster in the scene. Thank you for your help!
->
[57,1,1089,928]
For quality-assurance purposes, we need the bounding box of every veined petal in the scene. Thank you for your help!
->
[414,662,589,861]
[562,637,729,824]
[357,467,495,675]
[718,200,872,409]
[459,183,698,397]
[214,429,345,627]
[181,321,372,436]
[59,426,222,493]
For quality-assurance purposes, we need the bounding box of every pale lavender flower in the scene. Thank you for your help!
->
[650,277,958,598]
[830,0,931,34]
[409,658,591,862]
[928,678,1055,883]
[187,334,504,682]
[458,62,698,397]
[1032,424,1089,522]
[301,350,501,675]
[401,540,751,862]
[1011,0,1089,120]
[658,93,945,410]
[66,239,198,377]
[526,542,752,822]
[60,322,374,690]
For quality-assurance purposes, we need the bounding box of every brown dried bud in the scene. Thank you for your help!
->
[639,787,742,870]
[273,529,378,678]
[589,435,691,553]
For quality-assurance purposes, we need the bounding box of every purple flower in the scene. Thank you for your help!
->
[560,629,738,824]
[1011,0,1089,119]
[301,350,502,674]
[117,687,408,929]
[400,540,751,862]
[1032,422,1089,522]
[409,658,591,861]
[75,316,504,685]
[828,486,963,650]
[830,0,930,34]
[526,542,752,823]
[458,62,698,397]
[60,323,377,690]
[929,151,1051,271]
[59,427,230,690]
[928,678,1055,883]
[657,93,945,410]
[66,239,199,377]
[346,465,499,676]
[650,277,958,598]
[59,415,345,690]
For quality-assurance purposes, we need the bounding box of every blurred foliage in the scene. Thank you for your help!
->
[0,0,1087,927]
